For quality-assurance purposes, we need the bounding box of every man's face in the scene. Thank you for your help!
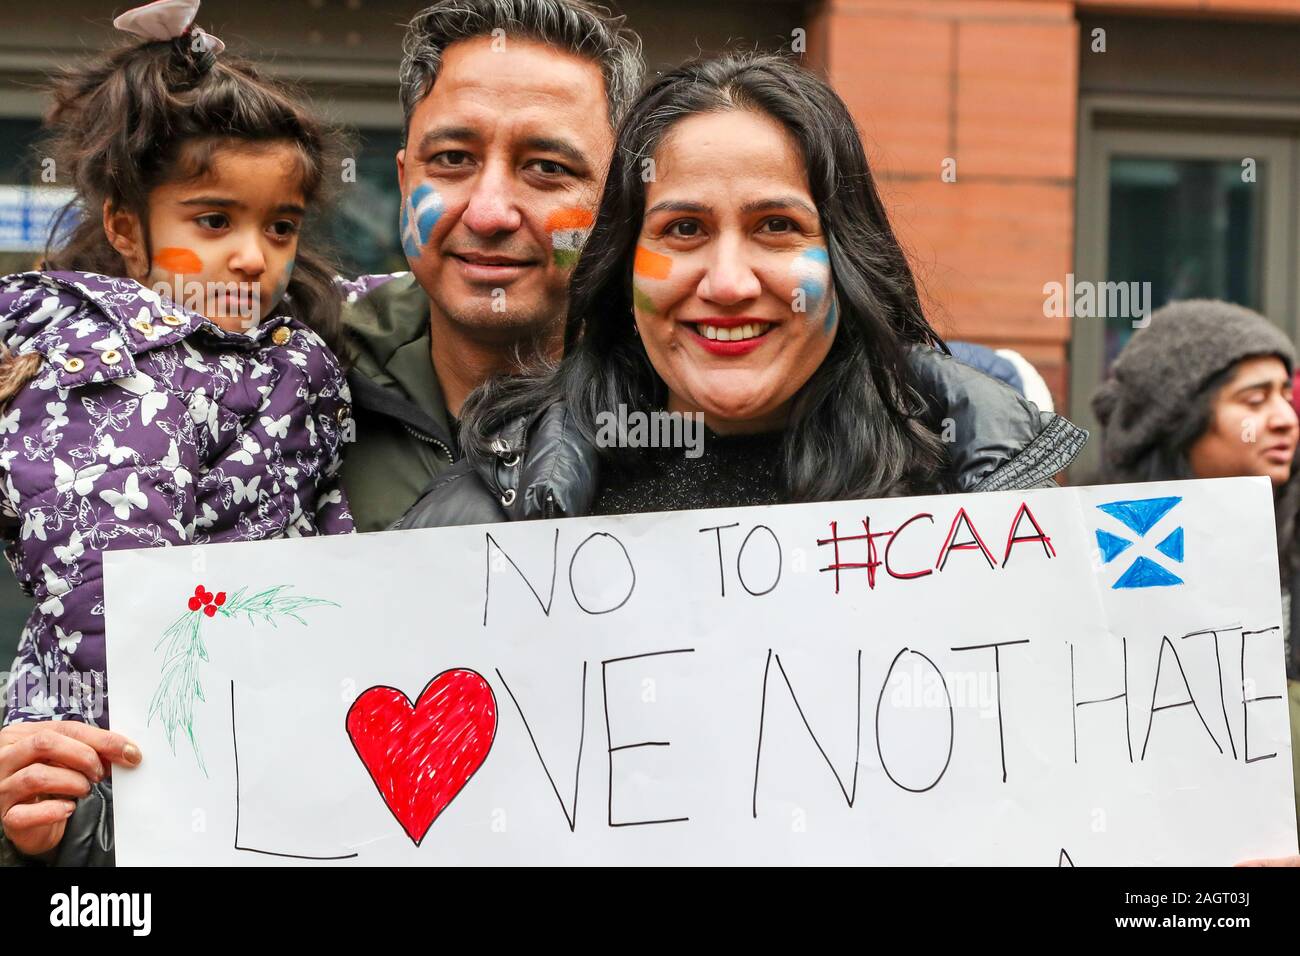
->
[396,36,614,344]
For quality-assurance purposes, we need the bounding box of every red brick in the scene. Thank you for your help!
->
[876,178,1074,344]
[954,20,1078,178]
[825,15,954,178]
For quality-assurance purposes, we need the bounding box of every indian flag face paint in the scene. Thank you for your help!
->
[547,207,595,268]
[790,247,836,334]
[632,246,674,315]
[154,247,204,275]
[399,183,445,259]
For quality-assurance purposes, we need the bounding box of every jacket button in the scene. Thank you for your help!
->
[271,327,292,346]
[63,357,84,373]
[162,314,185,327]
[335,406,349,424]
[130,319,154,335]
[101,349,122,366]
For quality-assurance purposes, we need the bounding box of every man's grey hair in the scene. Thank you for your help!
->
[398,0,645,139]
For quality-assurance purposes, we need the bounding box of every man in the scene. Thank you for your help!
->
[0,0,644,866]
[340,0,643,531]
[340,0,1085,533]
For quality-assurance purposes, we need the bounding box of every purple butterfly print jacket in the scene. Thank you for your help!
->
[0,271,357,729]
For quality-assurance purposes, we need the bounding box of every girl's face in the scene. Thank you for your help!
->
[1188,355,1298,487]
[632,109,837,434]
[107,141,306,333]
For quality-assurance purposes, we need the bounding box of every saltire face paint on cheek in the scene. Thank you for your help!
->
[154,247,204,275]
[823,297,839,334]
[632,246,674,315]
[547,207,595,268]
[790,246,836,334]
[399,183,445,259]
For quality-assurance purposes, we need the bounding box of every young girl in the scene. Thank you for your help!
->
[0,1,354,862]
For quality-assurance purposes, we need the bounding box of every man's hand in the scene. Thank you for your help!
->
[0,720,141,858]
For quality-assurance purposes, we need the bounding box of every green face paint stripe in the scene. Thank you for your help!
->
[632,284,657,315]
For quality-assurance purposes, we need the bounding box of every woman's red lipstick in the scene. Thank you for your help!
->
[682,316,775,357]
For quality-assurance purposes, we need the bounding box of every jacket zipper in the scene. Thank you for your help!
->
[401,422,454,464]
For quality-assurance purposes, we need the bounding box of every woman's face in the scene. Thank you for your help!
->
[632,109,838,434]
[1188,355,1298,487]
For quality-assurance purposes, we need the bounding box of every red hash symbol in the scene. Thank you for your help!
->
[817,519,891,593]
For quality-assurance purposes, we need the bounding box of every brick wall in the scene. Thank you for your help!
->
[808,0,1300,410]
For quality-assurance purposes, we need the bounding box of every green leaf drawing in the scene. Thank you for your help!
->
[147,585,339,775]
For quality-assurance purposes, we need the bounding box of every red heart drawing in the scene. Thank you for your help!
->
[346,669,497,846]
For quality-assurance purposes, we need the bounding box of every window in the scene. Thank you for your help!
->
[322,127,406,279]
[1072,123,1298,477]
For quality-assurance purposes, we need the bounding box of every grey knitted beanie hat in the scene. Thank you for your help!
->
[1091,299,1296,473]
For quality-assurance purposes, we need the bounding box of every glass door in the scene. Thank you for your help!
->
[1071,127,1297,477]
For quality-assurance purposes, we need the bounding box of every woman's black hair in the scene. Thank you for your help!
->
[459,51,951,501]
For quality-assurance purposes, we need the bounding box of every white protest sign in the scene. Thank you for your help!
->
[105,477,1298,865]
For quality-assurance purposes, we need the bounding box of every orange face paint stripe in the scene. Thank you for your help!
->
[545,207,595,231]
[633,246,672,280]
[548,207,595,269]
[154,247,204,274]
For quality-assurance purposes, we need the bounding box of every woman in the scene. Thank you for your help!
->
[1090,298,1300,862]
[399,53,1087,529]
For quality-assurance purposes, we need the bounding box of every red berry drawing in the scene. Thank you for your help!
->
[187,585,226,613]
[157,584,340,774]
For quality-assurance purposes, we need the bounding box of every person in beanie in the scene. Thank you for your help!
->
[1091,298,1300,848]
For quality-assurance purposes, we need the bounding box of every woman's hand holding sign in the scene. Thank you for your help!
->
[0,720,140,858]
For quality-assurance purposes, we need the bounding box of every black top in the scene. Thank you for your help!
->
[590,428,785,516]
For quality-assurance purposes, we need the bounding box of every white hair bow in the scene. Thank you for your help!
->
[112,0,226,55]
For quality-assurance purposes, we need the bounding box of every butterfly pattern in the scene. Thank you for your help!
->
[0,270,362,727]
